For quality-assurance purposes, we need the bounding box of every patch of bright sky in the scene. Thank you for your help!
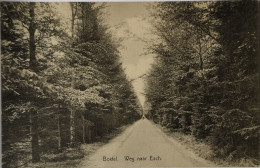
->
[105,2,156,107]
[56,2,156,107]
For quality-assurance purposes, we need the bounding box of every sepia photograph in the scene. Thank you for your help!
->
[1,1,259,167]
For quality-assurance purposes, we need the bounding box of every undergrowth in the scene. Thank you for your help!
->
[27,124,129,168]
[159,125,260,167]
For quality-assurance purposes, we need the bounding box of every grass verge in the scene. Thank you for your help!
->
[156,124,259,167]
[27,124,130,168]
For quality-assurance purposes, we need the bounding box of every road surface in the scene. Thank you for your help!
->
[79,119,215,167]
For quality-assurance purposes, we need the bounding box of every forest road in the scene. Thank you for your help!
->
[79,119,215,168]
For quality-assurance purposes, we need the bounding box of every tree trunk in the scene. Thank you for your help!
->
[88,127,92,143]
[29,3,36,70]
[198,35,203,70]
[81,113,86,143]
[70,109,75,146]
[29,2,40,163]
[57,104,62,151]
[81,3,86,36]
[57,115,61,151]
[197,28,204,72]
[70,73,75,146]
[70,3,77,40]
[71,4,75,39]
[30,109,40,163]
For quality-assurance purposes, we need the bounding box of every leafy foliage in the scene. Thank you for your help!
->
[145,1,259,162]
[1,2,141,167]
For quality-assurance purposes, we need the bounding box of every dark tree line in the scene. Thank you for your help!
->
[145,1,259,163]
[1,2,141,167]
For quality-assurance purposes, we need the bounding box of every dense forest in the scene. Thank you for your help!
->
[1,2,141,167]
[145,0,259,163]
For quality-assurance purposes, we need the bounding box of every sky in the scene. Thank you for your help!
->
[104,2,155,107]
[56,2,156,107]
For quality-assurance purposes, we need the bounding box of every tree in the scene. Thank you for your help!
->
[146,1,259,162]
[2,2,65,165]
[207,0,259,159]
[1,2,142,167]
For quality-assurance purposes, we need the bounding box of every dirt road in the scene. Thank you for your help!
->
[79,119,215,167]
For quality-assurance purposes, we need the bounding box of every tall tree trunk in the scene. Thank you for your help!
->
[198,29,204,71]
[70,3,77,40]
[29,3,40,163]
[70,73,75,146]
[88,127,92,143]
[57,104,62,151]
[92,14,99,41]
[57,115,61,151]
[30,108,40,163]
[81,112,85,143]
[69,4,76,146]
[70,109,75,146]
[81,3,86,36]
[29,3,36,70]
[71,3,75,39]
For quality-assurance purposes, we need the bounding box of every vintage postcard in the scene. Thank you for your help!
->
[1,1,259,167]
